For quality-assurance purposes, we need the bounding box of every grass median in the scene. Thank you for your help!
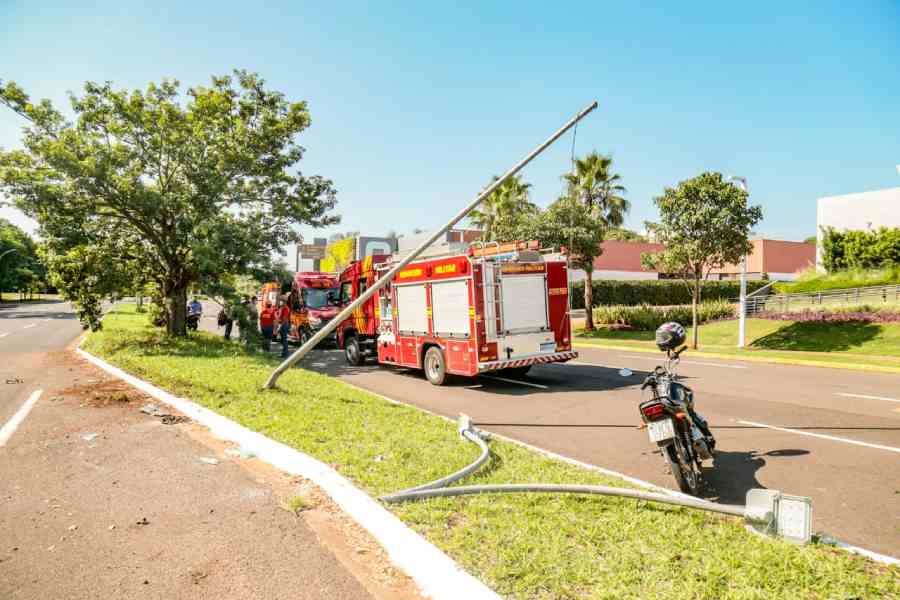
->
[83,305,899,599]
[576,319,900,373]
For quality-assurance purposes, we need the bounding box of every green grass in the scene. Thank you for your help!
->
[776,267,900,294]
[576,319,900,372]
[84,306,899,599]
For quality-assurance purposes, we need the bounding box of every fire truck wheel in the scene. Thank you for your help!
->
[423,346,447,386]
[345,336,366,366]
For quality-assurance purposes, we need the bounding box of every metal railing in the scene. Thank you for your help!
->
[745,284,900,314]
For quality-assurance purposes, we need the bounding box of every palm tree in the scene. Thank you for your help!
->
[469,175,536,241]
[563,152,630,331]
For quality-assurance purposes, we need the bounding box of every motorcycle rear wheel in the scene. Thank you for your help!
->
[664,443,701,495]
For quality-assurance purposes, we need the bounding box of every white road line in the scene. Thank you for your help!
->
[481,375,549,389]
[618,354,747,369]
[836,392,900,404]
[22,323,37,330]
[737,420,900,454]
[0,390,43,447]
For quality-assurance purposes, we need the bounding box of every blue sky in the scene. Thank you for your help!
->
[2,1,899,254]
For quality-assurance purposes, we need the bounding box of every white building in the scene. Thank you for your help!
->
[816,186,900,268]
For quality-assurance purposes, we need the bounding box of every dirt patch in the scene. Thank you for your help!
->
[185,425,422,600]
[57,377,149,408]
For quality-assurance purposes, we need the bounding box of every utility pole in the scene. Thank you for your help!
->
[728,176,749,348]
[263,101,599,389]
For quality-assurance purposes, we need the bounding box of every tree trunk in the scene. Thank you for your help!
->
[583,268,595,331]
[691,275,700,349]
[166,284,188,336]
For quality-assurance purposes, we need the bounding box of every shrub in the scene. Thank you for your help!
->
[593,301,736,330]
[775,266,900,294]
[571,279,770,309]
[821,226,900,272]
[757,309,900,323]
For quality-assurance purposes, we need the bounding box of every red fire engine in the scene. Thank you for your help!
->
[335,242,577,385]
[259,272,340,344]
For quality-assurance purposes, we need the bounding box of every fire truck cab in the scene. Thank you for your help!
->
[335,242,577,385]
[259,273,340,344]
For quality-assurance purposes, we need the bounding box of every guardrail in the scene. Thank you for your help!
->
[745,284,900,314]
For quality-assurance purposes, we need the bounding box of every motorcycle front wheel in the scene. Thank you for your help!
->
[663,443,701,495]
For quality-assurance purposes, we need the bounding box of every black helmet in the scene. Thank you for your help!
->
[655,322,686,351]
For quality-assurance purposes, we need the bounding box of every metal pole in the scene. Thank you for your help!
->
[727,176,749,348]
[263,101,600,389]
[738,255,747,348]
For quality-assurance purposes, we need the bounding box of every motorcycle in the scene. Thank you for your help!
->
[186,306,202,332]
[634,346,716,495]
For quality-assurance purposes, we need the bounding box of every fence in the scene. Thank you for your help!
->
[744,284,900,315]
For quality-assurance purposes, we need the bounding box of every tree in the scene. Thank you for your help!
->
[468,175,536,241]
[0,72,338,333]
[643,172,762,349]
[560,152,630,330]
[328,231,360,243]
[0,218,46,300]
[605,227,647,242]
[803,235,817,244]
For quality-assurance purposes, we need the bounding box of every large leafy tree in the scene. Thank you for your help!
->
[0,71,338,333]
[469,175,537,242]
[0,217,46,299]
[561,152,629,330]
[643,172,762,348]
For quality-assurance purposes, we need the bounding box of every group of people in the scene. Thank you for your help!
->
[213,294,293,359]
[258,295,292,358]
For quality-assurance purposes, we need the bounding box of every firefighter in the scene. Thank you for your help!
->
[277,295,291,359]
[259,302,276,352]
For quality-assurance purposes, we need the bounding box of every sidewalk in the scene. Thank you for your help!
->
[0,348,419,600]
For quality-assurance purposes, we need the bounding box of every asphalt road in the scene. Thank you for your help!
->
[0,301,401,599]
[288,340,900,559]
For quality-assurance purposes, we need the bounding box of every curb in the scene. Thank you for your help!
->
[76,347,501,600]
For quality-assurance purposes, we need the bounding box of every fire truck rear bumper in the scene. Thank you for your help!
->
[478,351,578,373]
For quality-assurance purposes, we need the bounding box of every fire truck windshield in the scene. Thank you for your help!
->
[302,287,339,309]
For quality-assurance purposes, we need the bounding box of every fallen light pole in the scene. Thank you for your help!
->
[382,415,813,545]
[263,101,599,390]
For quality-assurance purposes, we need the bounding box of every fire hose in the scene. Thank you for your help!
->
[380,415,812,543]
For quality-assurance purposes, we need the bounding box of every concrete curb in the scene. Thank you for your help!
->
[75,347,501,600]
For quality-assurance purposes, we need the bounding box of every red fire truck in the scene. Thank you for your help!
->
[335,242,577,385]
[259,272,340,344]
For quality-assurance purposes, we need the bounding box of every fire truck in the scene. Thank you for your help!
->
[335,242,577,385]
[259,272,340,344]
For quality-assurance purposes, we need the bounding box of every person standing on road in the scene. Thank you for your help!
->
[259,302,275,351]
[217,304,234,340]
[277,296,291,359]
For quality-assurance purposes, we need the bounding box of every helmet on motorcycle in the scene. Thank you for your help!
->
[655,321,686,351]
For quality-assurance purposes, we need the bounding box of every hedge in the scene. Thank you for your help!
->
[776,266,900,294]
[593,301,736,331]
[821,226,900,272]
[570,279,770,309]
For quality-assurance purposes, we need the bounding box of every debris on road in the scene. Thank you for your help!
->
[140,403,164,416]
[135,517,149,526]
[6,378,24,384]
[198,457,219,465]
[80,432,98,442]
[141,403,189,424]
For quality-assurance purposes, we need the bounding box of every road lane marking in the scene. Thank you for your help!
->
[481,375,549,389]
[737,419,900,454]
[0,390,43,447]
[836,392,900,404]
[22,324,37,329]
[0,332,9,339]
[618,354,747,369]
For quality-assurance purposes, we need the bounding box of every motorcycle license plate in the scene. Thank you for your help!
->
[647,419,675,443]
